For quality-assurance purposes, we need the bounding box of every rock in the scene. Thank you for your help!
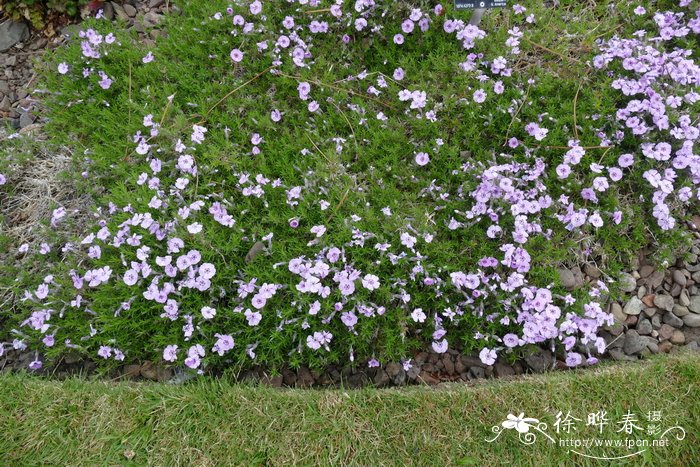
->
[671,283,682,297]
[149,0,165,8]
[281,368,296,386]
[636,318,652,335]
[297,366,314,388]
[260,374,283,388]
[417,371,439,385]
[640,265,655,278]
[623,330,647,355]
[647,271,665,290]
[643,307,657,318]
[626,314,638,326]
[618,273,637,293]
[406,364,421,381]
[623,297,644,316]
[460,355,487,368]
[102,2,115,20]
[659,324,675,340]
[19,112,34,128]
[468,366,485,379]
[385,362,405,386]
[558,268,577,290]
[245,241,265,263]
[672,305,690,317]
[689,296,700,314]
[122,364,141,379]
[651,314,662,329]
[0,20,30,52]
[670,330,686,345]
[609,348,636,361]
[156,367,173,382]
[672,270,687,287]
[658,341,673,353]
[682,313,700,328]
[5,56,16,67]
[653,294,674,312]
[641,294,656,308]
[123,3,138,17]
[610,303,626,323]
[112,2,130,21]
[0,96,12,112]
[685,341,699,352]
[584,263,601,279]
[663,312,683,328]
[144,12,164,26]
[442,355,455,375]
[494,362,515,377]
[373,369,391,387]
[139,361,158,380]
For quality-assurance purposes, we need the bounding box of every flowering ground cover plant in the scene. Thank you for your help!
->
[0,0,698,376]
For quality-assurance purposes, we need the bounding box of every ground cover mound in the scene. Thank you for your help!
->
[0,0,698,381]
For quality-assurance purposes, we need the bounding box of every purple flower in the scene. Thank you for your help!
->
[415,152,430,166]
[393,34,405,45]
[230,48,244,63]
[479,347,497,366]
[163,344,178,362]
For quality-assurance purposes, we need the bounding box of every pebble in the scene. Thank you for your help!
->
[653,294,674,312]
[640,265,654,278]
[659,324,675,340]
[672,305,689,317]
[618,272,637,292]
[558,268,577,290]
[0,20,29,52]
[584,263,601,279]
[623,297,644,315]
[662,312,684,328]
[680,289,691,306]
[636,319,652,335]
[610,303,626,323]
[623,330,647,355]
[689,296,700,314]
[682,314,700,328]
[672,269,687,286]
[670,330,686,345]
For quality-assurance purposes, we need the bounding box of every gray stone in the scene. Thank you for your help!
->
[468,366,485,379]
[18,112,34,128]
[618,273,637,293]
[640,265,655,278]
[672,270,687,287]
[682,313,700,328]
[680,289,691,307]
[623,297,644,316]
[663,312,683,328]
[102,2,115,20]
[689,296,700,314]
[623,330,647,355]
[558,268,577,290]
[373,369,391,387]
[0,96,10,112]
[636,319,652,335]
[112,2,130,21]
[0,80,9,94]
[653,294,674,312]
[647,271,665,290]
[672,305,690,317]
[149,0,165,7]
[0,20,29,52]
[123,3,138,17]
[584,263,601,279]
[144,12,164,26]
[385,362,406,386]
[609,348,636,361]
[610,303,626,323]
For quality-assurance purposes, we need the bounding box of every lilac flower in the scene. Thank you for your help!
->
[142,52,154,64]
[361,274,380,291]
[230,48,244,63]
[212,334,235,356]
[249,0,262,15]
[432,339,448,353]
[58,62,69,74]
[201,306,216,319]
[393,34,405,45]
[473,89,487,103]
[479,347,497,366]
[163,345,178,362]
[411,308,426,323]
[415,152,430,166]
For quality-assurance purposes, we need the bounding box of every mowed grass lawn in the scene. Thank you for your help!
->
[1,353,698,465]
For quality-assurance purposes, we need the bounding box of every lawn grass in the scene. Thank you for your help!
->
[1,352,698,465]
